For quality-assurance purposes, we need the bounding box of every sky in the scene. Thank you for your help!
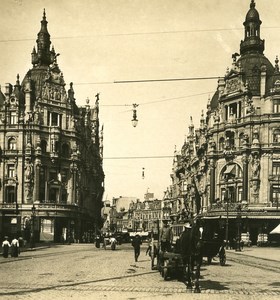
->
[0,0,280,202]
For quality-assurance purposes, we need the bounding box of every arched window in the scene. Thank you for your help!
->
[8,138,16,150]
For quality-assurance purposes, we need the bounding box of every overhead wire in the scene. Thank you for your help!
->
[0,25,279,43]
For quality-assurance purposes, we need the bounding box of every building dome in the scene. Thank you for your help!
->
[0,86,5,107]
[237,53,274,96]
[209,90,219,111]
[245,1,260,22]
[21,66,49,100]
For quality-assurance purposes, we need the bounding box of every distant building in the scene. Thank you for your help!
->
[129,198,162,233]
[112,196,138,212]
[0,11,104,243]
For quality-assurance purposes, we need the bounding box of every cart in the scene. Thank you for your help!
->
[202,239,226,266]
[158,250,185,281]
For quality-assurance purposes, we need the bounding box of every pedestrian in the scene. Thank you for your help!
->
[11,237,19,257]
[132,234,142,262]
[159,219,173,252]
[2,236,10,258]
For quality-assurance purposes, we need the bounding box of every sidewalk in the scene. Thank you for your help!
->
[0,242,54,256]
[226,245,280,262]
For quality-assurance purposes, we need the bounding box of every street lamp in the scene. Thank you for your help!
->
[131,103,139,127]
[30,204,36,249]
[224,175,229,250]
[236,204,242,252]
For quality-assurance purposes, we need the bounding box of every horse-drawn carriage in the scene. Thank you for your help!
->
[156,222,226,291]
[201,238,226,266]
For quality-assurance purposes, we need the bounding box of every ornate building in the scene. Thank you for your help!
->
[167,1,280,245]
[0,10,104,243]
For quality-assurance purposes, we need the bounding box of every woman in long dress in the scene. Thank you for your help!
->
[2,236,11,258]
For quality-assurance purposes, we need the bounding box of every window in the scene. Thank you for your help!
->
[238,187,243,202]
[10,112,17,125]
[219,137,225,151]
[273,99,280,113]
[41,219,54,234]
[62,143,70,158]
[48,112,62,127]
[5,186,16,203]
[8,138,16,150]
[273,163,280,175]
[7,165,15,178]
[40,140,47,153]
[271,185,280,204]
[273,129,280,143]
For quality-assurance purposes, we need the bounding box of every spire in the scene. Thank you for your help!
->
[33,9,53,66]
[240,0,264,55]
[275,56,279,73]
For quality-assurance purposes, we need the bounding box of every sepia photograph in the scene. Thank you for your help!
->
[0,0,280,299]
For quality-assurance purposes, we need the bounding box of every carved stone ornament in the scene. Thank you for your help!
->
[226,78,241,94]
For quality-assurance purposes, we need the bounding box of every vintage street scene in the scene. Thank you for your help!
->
[0,0,280,299]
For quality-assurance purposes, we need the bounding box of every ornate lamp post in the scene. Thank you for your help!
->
[30,204,36,249]
[224,174,229,250]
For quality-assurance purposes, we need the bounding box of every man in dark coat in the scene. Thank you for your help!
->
[132,234,142,262]
[159,219,173,252]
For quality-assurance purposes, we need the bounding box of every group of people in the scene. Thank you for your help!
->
[2,236,20,258]
[131,219,174,263]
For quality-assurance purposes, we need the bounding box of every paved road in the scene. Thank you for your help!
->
[0,243,279,300]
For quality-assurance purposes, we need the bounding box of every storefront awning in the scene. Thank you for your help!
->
[224,164,236,175]
[270,224,280,234]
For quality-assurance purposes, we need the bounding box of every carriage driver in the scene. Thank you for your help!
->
[159,219,173,252]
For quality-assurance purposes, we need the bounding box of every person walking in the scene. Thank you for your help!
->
[2,236,11,258]
[11,237,19,257]
[132,234,142,262]
[159,219,173,252]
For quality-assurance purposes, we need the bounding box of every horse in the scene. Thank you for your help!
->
[179,223,203,293]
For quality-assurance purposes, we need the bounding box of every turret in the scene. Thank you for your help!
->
[240,0,264,55]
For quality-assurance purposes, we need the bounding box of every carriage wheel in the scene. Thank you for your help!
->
[207,257,212,265]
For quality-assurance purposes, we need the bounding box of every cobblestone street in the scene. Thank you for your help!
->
[0,243,280,299]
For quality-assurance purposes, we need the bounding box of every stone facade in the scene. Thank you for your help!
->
[0,10,104,243]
